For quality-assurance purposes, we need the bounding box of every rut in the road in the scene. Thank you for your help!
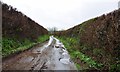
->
[2,36,77,70]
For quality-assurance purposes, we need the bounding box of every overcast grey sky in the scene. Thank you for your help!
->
[2,0,120,30]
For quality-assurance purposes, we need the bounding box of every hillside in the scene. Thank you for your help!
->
[55,9,120,70]
[2,3,48,41]
[2,2,49,57]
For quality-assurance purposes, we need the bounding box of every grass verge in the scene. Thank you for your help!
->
[56,36,103,70]
[2,35,49,58]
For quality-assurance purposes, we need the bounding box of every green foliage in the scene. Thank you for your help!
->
[2,35,49,57]
[37,35,49,43]
[75,63,81,69]
[2,38,34,57]
[71,50,103,69]
[56,36,103,70]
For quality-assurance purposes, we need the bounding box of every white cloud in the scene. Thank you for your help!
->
[2,0,120,30]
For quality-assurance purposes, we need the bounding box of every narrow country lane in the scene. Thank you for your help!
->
[2,36,77,71]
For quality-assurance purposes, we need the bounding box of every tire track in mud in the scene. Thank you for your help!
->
[2,36,77,71]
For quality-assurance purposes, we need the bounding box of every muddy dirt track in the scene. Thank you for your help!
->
[2,36,77,71]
